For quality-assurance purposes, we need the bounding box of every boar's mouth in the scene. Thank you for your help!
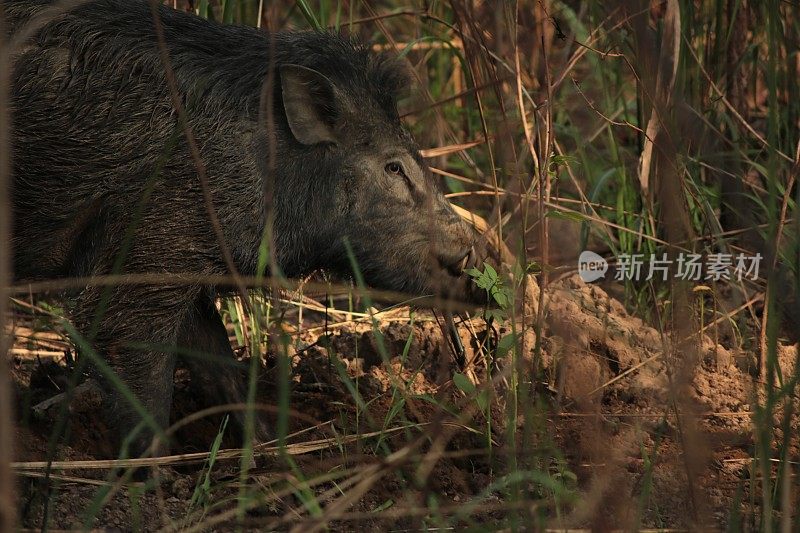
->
[425,237,494,306]
[377,207,497,306]
[445,246,477,278]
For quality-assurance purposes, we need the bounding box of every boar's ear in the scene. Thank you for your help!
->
[279,64,341,146]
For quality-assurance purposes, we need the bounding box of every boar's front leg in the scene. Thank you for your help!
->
[74,284,199,459]
[177,293,271,445]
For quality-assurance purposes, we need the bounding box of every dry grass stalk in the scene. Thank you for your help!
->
[0,6,15,532]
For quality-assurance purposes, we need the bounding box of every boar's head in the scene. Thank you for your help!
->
[269,37,491,304]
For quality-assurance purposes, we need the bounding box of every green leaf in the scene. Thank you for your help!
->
[483,262,498,280]
[385,397,406,424]
[466,267,484,278]
[475,275,494,291]
[197,0,209,18]
[476,389,489,411]
[294,0,322,30]
[485,309,507,322]
[491,286,511,309]
[549,154,579,167]
[496,333,517,358]
[561,470,578,483]
[453,372,476,395]
[526,261,542,274]
[467,266,494,291]
[221,0,235,23]
[372,499,395,513]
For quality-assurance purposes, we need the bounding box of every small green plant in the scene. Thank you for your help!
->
[467,262,513,322]
[453,372,489,412]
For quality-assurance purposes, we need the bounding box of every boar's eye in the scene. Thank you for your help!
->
[385,162,405,176]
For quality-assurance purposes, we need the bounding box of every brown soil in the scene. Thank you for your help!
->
[7,275,799,530]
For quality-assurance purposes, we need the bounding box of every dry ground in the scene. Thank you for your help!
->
[7,275,799,530]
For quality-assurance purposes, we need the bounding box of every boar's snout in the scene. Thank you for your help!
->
[438,246,488,305]
[430,220,494,305]
[440,245,477,278]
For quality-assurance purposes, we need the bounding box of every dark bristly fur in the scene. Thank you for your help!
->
[7,0,487,457]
